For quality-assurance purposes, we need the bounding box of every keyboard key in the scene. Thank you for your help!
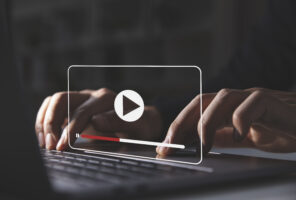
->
[48,158,60,163]
[85,163,99,170]
[66,166,80,174]
[88,159,100,164]
[41,149,205,185]
[73,162,85,167]
[156,165,173,172]
[115,163,130,170]
[64,156,76,160]
[52,154,63,158]
[140,163,155,168]
[52,164,65,171]
[80,169,96,178]
[60,160,72,165]
[100,167,116,174]
[76,177,103,188]
[130,166,159,176]
[121,160,138,166]
[93,156,120,163]
[76,157,87,162]
[101,161,114,167]
[95,173,121,184]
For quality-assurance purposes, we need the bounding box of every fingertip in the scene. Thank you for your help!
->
[156,137,174,155]
[233,127,244,142]
[35,123,43,136]
[45,133,57,150]
[38,132,45,148]
[155,146,160,153]
[199,127,215,154]
[57,128,70,151]
[200,131,212,154]
[158,146,169,155]
[56,138,65,151]
[202,143,212,155]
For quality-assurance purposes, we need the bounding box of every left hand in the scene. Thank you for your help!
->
[156,88,296,155]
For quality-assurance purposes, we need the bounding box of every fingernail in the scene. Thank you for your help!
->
[158,137,170,154]
[233,128,244,142]
[56,134,66,151]
[159,146,168,155]
[46,133,56,150]
[38,132,44,148]
[156,146,160,152]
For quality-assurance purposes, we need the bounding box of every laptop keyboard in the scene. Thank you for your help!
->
[41,149,206,188]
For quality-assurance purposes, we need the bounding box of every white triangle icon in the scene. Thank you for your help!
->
[114,90,144,122]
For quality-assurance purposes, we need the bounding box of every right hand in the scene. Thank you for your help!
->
[156,88,296,156]
[35,88,163,151]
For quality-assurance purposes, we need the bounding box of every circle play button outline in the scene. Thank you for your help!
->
[114,90,144,122]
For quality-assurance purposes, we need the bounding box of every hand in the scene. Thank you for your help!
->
[156,88,296,155]
[35,88,163,151]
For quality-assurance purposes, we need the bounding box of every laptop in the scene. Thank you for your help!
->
[1,4,295,200]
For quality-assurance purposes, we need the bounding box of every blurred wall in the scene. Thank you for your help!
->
[11,0,268,113]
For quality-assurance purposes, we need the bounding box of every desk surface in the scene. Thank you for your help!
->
[146,148,296,200]
[147,175,296,200]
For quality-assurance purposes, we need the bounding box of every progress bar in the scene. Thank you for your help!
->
[79,134,185,149]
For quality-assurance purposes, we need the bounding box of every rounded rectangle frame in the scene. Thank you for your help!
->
[67,65,203,165]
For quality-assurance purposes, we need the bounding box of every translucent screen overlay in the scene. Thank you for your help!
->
[68,65,202,165]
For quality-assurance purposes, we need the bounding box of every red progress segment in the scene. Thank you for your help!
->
[81,134,120,142]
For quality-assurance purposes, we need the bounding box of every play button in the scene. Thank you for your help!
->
[114,90,144,122]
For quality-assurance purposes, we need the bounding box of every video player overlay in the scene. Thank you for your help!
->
[68,66,202,165]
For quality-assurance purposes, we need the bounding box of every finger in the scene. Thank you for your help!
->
[156,93,215,156]
[80,89,95,94]
[35,96,51,148]
[232,90,296,140]
[56,124,80,151]
[247,124,277,146]
[248,124,296,152]
[56,89,116,150]
[197,89,248,153]
[213,127,254,148]
[91,106,162,141]
[43,92,90,150]
[91,110,145,138]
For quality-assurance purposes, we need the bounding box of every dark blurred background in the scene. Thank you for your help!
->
[11,0,268,114]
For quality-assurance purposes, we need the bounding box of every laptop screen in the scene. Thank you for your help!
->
[68,65,202,165]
